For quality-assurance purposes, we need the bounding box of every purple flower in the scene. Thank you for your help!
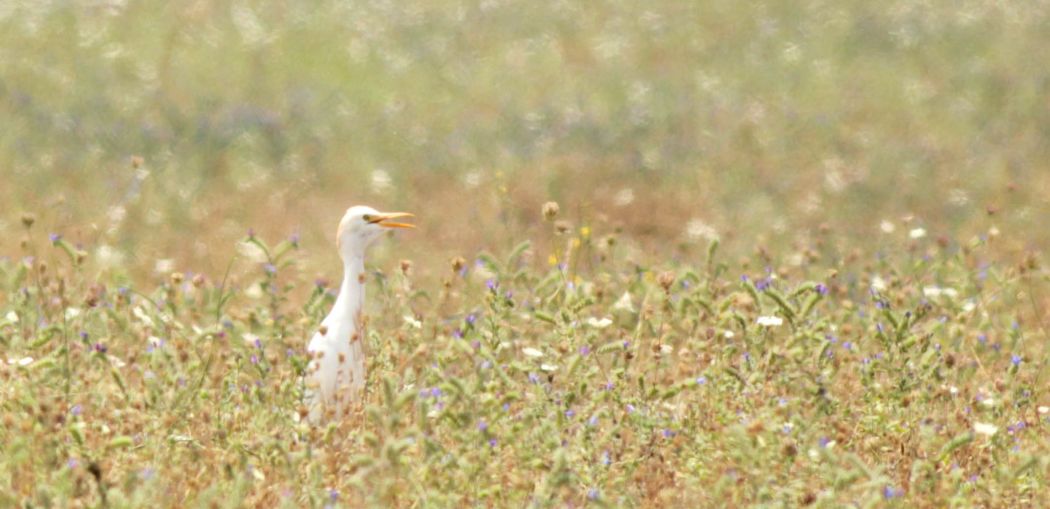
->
[626,404,636,413]
[70,405,82,416]
[815,283,829,295]
[67,458,79,469]
[579,345,591,356]
[93,343,107,354]
[466,314,477,326]
[263,263,276,274]
[250,355,259,365]
[289,232,300,245]
[818,436,830,448]
[485,279,498,291]
[588,488,599,500]
[883,486,903,499]
[49,233,61,243]
[565,409,575,419]
[254,338,263,349]
[528,373,540,384]
[663,429,674,438]
[603,381,615,390]
[588,415,599,426]
[696,376,707,385]
[488,438,497,447]
[329,488,339,502]
[601,450,611,466]
[478,420,488,431]
[1011,354,1022,366]
[139,467,156,480]
[502,403,510,412]
[842,342,853,351]
[430,387,442,398]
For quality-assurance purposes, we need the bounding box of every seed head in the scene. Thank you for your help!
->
[450,256,466,273]
[658,271,676,292]
[400,259,413,275]
[170,272,184,285]
[554,220,571,235]
[21,213,35,228]
[542,201,560,221]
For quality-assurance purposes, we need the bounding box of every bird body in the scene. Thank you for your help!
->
[305,206,413,423]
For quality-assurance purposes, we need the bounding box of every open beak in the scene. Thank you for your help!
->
[369,212,415,229]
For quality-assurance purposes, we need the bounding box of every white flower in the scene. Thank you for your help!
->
[243,332,260,346]
[613,292,635,313]
[909,227,927,239]
[684,219,720,242]
[403,315,422,329]
[65,307,81,319]
[586,317,613,329]
[522,347,544,358]
[540,363,558,372]
[4,311,18,324]
[723,330,735,339]
[756,316,784,327]
[879,220,896,233]
[1038,406,1048,415]
[973,422,998,436]
[923,286,959,298]
[871,275,887,291]
[7,356,33,366]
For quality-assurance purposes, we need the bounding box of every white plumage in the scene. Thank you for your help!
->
[305,205,414,423]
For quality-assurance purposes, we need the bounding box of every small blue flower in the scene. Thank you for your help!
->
[466,314,477,326]
[1011,354,1022,366]
[588,415,599,426]
[696,376,707,385]
[70,405,82,416]
[478,420,488,431]
[882,486,903,499]
[328,488,339,501]
[588,488,599,500]
[818,436,830,448]
[601,450,611,466]
[626,404,636,413]
[528,373,540,384]
[565,409,575,418]
[430,387,442,398]
[662,429,674,438]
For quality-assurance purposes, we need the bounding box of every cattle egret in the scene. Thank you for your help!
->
[305,206,414,422]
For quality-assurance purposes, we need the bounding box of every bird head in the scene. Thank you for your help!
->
[336,205,414,259]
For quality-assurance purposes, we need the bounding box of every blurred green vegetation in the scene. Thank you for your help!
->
[1,0,1048,279]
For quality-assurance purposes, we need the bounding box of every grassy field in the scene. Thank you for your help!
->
[2,0,1050,507]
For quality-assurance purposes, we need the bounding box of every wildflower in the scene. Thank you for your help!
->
[1011,354,1022,366]
[488,438,497,447]
[588,488,600,500]
[756,316,783,327]
[579,345,591,356]
[49,233,61,243]
[601,450,611,466]
[250,355,259,365]
[540,363,558,372]
[465,314,477,326]
[71,405,82,416]
[696,376,707,385]
[485,279,498,291]
[542,201,560,221]
[818,437,831,448]
[67,458,78,469]
[523,347,544,358]
[528,373,540,384]
[429,387,442,398]
[663,429,675,438]
[478,420,488,431]
[883,486,903,499]
[626,404,636,413]
[585,317,613,328]
[815,283,829,295]
[974,422,998,436]
[565,409,575,418]
[588,415,599,426]
[93,343,107,353]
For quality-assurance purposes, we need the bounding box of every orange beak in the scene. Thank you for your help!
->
[369,212,415,229]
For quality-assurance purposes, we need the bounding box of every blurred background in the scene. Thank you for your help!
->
[2,0,1048,281]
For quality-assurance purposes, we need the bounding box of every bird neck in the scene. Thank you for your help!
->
[333,253,366,324]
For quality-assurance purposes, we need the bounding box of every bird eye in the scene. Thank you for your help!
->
[362,214,374,223]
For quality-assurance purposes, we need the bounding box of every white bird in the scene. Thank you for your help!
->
[305,205,414,423]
